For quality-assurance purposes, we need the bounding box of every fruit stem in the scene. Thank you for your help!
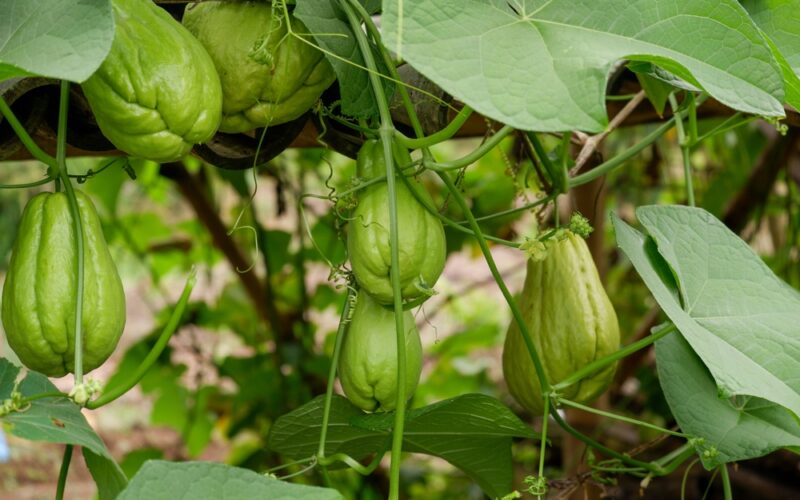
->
[55,80,86,385]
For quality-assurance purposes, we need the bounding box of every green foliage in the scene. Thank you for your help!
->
[382,0,785,132]
[0,0,114,82]
[117,460,343,499]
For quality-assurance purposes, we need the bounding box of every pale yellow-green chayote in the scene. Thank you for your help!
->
[81,0,222,162]
[503,231,620,414]
[1,192,126,378]
[338,291,422,412]
[182,1,335,133]
[347,139,446,305]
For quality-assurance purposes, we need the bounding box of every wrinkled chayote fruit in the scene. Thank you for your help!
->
[182,1,335,133]
[81,0,223,162]
[503,231,620,414]
[338,291,423,412]
[1,192,126,377]
[348,139,446,305]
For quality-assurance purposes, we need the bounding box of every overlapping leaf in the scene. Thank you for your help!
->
[383,0,784,132]
[269,393,535,498]
[613,207,800,466]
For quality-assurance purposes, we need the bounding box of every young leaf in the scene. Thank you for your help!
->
[295,0,394,118]
[117,460,343,500]
[383,0,784,132]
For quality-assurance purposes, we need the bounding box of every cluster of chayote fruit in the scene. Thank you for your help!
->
[82,0,335,162]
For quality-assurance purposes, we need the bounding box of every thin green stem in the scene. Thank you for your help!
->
[466,195,553,224]
[319,450,386,475]
[655,443,696,475]
[719,464,732,500]
[556,397,688,438]
[0,96,57,169]
[437,171,550,394]
[553,323,676,391]
[341,2,406,498]
[397,171,519,248]
[669,93,695,206]
[317,287,356,459]
[569,95,708,188]
[350,0,426,140]
[681,459,700,500]
[87,269,197,409]
[55,81,86,384]
[426,125,515,171]
[394,105,474,149]
[55,445,73,500]
[536,395,549,497]
[692,113,754,146]
[548,409,661,473]
[0,177,54,189]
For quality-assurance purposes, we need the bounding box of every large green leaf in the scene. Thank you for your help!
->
[117,461,342,500]
[0,0,114,82]
[656,331,800,468]
[269,394,534,498]
[742,0,800,110]
[613,208,800,464]
[382,0,784,132]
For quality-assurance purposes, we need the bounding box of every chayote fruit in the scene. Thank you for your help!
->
[338,291,423,412]
[182,1,335,133]
[81,0,222,162]
[1,191,126,378]
[348,140,446,305]
[503,231,620,414]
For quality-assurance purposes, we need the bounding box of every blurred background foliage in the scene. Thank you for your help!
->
[1,113,798,498]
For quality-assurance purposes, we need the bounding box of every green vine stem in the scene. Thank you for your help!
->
[394,105,474,149]
[569,94,708,188]
[316,286,356,461]
[86,268,197,409]
[556,397,689,438]
[435,171,551,396]
[426,125,516,171]
[54,81,87,384]
[552,322,677,391]
[55,445,73,500]
[341,2,407,497]
[0,177,55,190]
[548,408,662,473]
[0,96,57,169]
[719,464,733,500]
[536,395,550,498]
[397,172,521,248]
[669,92,695,206]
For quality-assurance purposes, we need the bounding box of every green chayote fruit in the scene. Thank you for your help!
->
[182,1,335,133]
[338,291,423,412]
[81,0,222,162]
[1,192,126,378]
[348,140,446,304]
[503,231,620,414]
